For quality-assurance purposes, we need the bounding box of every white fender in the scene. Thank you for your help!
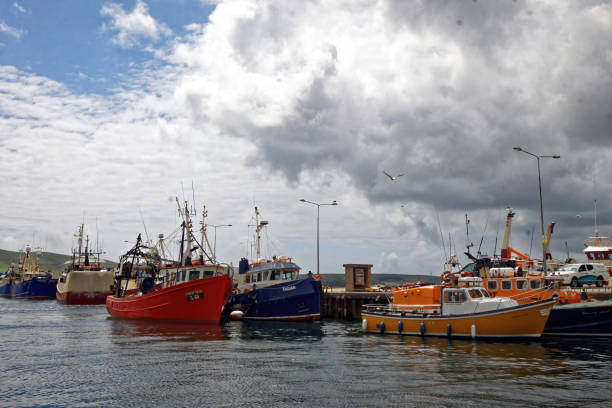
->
[230,310,244,320]
[362,319,367,331]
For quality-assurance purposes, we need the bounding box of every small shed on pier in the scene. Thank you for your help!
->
[343,264,373,291]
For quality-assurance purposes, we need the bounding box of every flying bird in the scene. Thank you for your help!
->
[383,171,404,181]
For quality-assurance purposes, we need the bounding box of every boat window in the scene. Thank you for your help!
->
[189,270,200,281]
[181,270,187,281]
[579,265,587,272]
[462,263,476,275]
[530,279,541,290]
[262,271,269,281]
[257,272,262,282]
[480,289,490,297]
[587,264,594,270]
[443,290,467,303]
[204,270,213,278]
[608,253,612,260]
[468,289,482,298]
[283,270,294,280]
[486,280,498,291]
[245,274,251,284]
[516,279,528,290]
[271,270,281,280]
[501,280,512,290]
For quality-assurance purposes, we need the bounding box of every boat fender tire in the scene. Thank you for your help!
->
[378,321,385,334]
[420,322,426,336]
[446,323,452,337]
[362,319,367,331]
[398,321,403,334]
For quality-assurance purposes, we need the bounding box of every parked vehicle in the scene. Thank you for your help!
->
[552,263,608,287]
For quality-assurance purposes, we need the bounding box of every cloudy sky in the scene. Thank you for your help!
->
[1,0,611,275]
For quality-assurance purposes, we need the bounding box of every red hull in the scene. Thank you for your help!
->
[106,275,233,321]
[56,290,111,305]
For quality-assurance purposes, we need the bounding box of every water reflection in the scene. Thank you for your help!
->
[231,320,324,342]
[109,318,228,342]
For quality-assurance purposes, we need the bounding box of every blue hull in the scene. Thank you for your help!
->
[13,277,58,299]
[0,282,11,297]
[544,301,612,336]
[224,278,322,321]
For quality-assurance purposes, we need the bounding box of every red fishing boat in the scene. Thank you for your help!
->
[106,200,233,321]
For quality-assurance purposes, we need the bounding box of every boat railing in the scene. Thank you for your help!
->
[362,303,441,317]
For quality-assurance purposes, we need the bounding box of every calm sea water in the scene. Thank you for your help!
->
[1,298,611,408]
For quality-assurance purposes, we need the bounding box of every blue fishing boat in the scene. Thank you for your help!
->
[0,265,16,297]
[223,207,322,321]
[11,246,57,300]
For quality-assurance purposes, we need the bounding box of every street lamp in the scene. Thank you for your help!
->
[299,199,338,275]
[513,147,560,273]
[206,224,232,262]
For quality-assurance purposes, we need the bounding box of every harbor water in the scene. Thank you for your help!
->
[1,298,611,407]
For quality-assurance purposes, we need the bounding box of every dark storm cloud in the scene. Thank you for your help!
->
[178,0,612,259]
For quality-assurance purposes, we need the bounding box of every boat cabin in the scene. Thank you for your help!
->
[236,257,300,290]
[391,280,518,316]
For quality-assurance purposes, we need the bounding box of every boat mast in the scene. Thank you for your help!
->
[77,224,84,267]
[465,213,473,256]
[500,207,514,259]
[254,207,268,261]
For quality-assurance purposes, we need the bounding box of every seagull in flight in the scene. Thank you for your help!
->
[383,170,404,181]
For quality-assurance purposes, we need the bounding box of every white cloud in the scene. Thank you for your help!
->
[2,0,611,276]
[13,2,26,13]
[0,20,24,39]
[100,0,171,48]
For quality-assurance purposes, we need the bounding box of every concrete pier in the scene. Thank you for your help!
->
[322,288,390,320]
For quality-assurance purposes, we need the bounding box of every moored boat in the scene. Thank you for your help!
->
[362,277,555,339]
[106,199,233,322]
[0,264,16,297]
[10,246,58,300]
[223,207,322,321]
[56,224,115,305]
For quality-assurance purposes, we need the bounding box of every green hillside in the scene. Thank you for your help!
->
[318,273,438,288]
[0,248,116,278]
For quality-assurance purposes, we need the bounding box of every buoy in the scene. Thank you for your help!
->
[471,324,476,339]
[229,310,244,320]
[379,321,385,334]
[398,321,403,333]
[446,323,452,337]
[362,319,367,331]
[420,322,426,336]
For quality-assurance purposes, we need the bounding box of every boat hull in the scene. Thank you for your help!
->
[56,269,114,305]
[13,277,58,299]
[0,281,12,297]
[106,274,233,321]
[224,278,322,321]
[544,301,612,336]
[362,299,555,339]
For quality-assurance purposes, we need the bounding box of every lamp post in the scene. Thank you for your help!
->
[299,199,338,275]
[513,147,560,273]
[206,224,232,262]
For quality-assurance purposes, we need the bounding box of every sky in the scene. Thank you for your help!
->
[1,0,611,276]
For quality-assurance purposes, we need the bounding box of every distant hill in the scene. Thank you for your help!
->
[0,248,117,278]
[318,273,438,288]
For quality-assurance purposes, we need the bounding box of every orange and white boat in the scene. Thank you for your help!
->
[361,277,556,339]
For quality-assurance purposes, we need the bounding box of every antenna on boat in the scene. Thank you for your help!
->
[436,210,447,263]
[594,199,599,237]
[465,213,473,256]
[565,241,570,260]
[138,208,151,244]
[529,225,535,258]
[476,212,490,258]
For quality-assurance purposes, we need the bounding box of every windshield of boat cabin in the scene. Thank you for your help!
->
[557,265,577,272]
